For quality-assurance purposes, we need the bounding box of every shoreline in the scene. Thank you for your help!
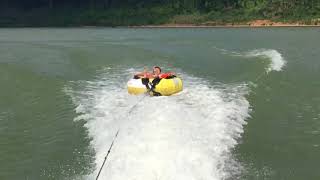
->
[1,20,320,28]
[129,24,320,28]
[1,24,319,28]
[130,20,320,28]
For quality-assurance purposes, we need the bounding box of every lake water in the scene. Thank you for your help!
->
[0,28,319,180]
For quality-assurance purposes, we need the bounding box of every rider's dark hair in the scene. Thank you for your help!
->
[153,66,161,73]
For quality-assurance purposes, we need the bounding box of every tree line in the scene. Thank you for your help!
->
[2,0,320,11]
[1,0,320,26]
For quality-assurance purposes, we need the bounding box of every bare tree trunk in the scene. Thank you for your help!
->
[2,0,9,9]
[104,0,112,9]
[49,0,53,9]
[91,0,95,10]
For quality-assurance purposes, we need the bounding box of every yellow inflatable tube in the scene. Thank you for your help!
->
[127,77,183,96]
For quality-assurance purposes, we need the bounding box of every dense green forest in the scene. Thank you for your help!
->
[1,0,320,26]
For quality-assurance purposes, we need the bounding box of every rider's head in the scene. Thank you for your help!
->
[153,66,161,75]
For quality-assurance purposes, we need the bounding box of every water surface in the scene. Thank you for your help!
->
[0,28,319,180]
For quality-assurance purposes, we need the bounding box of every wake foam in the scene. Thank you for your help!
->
[66,68,250,180]
[213,47,286,73]
[245,49,286,72]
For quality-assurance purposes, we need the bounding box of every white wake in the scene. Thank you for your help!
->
[245,49,286,72]
[213,47,286,73]
[66,67,251,180]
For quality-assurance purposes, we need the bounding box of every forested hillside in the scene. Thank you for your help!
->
[1,0,320,26]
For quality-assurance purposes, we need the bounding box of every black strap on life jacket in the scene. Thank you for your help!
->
[165,75,176,79]
[141,77,162,96]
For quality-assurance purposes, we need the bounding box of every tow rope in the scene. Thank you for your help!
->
[95,130,119,180]
[95,88,152,180]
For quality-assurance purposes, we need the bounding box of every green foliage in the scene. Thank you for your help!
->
[170,13,207,24]
[1,0,320,26]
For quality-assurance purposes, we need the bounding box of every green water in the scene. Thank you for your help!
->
[0,28,319,180]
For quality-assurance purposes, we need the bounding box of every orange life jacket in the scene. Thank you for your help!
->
[159,72,175,79]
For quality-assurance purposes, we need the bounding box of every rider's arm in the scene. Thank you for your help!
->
[134,72,153,78]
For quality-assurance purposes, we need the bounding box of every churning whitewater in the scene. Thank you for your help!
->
[66,67,251,180]
[213,47,286,73]
[244,49,286,72]
[65,48,286,180]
